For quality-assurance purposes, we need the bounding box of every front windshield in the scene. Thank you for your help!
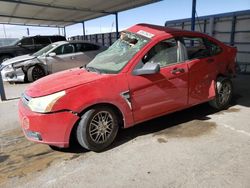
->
[32,43,58,57]
[86,32,150,74]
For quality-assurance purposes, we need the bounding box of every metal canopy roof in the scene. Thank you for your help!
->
[0,0,160,27]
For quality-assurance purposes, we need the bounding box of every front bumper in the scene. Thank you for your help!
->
[18,100,79,148]
[1,67,25,82]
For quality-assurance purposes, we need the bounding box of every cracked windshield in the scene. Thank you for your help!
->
[86,32,150,73]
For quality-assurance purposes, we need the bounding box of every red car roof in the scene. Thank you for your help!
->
[126,23,193,37]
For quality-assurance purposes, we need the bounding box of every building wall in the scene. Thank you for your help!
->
[165,10,250,73]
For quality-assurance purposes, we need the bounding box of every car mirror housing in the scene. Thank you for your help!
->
[48,52,56,57]
[17,42,22,46]
[133,62,160,76]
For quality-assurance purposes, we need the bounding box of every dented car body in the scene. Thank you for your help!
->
[1,40,104,82]
[18,24,237,151]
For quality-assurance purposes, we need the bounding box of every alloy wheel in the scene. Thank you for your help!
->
[88,111,114,144]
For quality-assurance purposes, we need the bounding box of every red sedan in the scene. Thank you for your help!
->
[18,24,237,151]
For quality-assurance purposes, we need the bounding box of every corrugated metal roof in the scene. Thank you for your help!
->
[0,0,160,27]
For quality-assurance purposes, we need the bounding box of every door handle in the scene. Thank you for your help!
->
[171,68,185,74]
[206,58,214,63]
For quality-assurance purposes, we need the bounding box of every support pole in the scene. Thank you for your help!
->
[27,28,30,36]
[0,75,6,101]
[230,16,236,46]
[208,17,214,36]
[63,27,66,38]
[82,21,86,40]
[115,12,119,39]
[191,0,196,31]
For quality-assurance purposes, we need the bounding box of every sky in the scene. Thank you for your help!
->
[0,0,250,39]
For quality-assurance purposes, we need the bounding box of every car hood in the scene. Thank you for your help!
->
[25,68,109,97]
[1,54,35,67]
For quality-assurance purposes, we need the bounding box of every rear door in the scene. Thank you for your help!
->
[74,43,96,66]
[127,38,189,123]
[181,36,221,105]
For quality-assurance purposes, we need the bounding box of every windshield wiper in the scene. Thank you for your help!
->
[85,66,101,74]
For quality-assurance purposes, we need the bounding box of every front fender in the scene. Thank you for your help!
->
[52,74,134,128]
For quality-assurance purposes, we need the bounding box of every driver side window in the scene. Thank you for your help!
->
[142,38,179,67]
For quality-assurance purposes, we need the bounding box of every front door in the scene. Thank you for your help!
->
[127,38,189,123]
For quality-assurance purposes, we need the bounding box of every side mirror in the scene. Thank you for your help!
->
[17,42,22,46]
[133,63,160,76]
[48,52,56,57]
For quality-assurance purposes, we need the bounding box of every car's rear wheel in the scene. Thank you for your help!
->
[76,107,119,152]
[209,77,233,110]
[27,66,45,82]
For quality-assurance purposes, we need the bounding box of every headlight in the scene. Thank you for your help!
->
[28,91,65,113]
[2,65,13,71]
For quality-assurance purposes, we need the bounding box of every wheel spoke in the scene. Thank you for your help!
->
[101,133,106,142]
[91,119,99,126]
[90,127,99,134]
[94,133,102,142]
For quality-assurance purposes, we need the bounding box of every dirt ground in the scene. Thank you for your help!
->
[0,75,250,188]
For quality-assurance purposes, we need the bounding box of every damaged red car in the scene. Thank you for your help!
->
[18,24,237,151]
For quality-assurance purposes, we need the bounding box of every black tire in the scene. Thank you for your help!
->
[0,55,12,63]
[76,107,119,152]
[27,66,45,82]
[209,77,233,110]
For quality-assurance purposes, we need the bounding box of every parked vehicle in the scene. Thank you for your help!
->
[18,24,237,152]
[1,40,105,82]
[0,35,66,63]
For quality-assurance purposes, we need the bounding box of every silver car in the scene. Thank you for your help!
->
[0,40,106,82]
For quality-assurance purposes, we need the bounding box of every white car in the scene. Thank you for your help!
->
[0,40,106,82]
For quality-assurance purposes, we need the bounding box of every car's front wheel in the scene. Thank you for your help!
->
[76,107,119,152]
[209,77,233,110]
[27,66,45,82]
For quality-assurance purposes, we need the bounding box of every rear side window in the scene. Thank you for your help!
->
[20,38,33,45]
[182,37,210,59]
[34,37,50,45]
[205,39,222,56]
